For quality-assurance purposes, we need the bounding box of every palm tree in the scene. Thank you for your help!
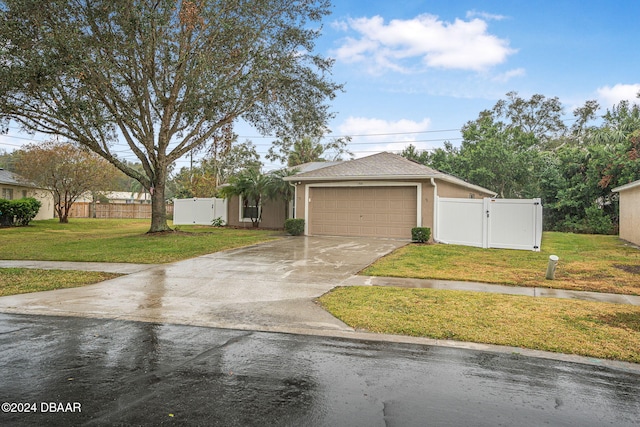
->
[287,137,325,166]
[219,168,271,227]
[266,168,300,220]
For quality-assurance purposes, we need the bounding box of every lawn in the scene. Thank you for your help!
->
[0,218,279,296]
[318,286,640,363]
[362,232,640,295]
[0,218,279,264]
[320,231,640,363]
[0,268,121,297]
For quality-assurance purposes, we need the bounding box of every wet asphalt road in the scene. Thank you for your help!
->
[1,313,639,427]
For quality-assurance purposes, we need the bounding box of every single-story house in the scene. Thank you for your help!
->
[613,179,640,246]
[281,152,496,239]
[0,168,54,220]
[76,191,152,204]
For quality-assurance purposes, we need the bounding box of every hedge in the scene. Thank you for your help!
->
[0,198,42,227]
[411,227,431,243]
[284,218,305,236]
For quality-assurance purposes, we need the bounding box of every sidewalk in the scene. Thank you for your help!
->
[3,259,639,306]
[343,275,640,306]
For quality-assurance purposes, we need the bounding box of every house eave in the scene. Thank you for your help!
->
[612,179,640,193]
[284,174,497,196]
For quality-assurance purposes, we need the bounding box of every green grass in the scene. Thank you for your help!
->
[362,232,640,295]
[0,219,280,264]
[0,268,121,297]
[319,286,640,363]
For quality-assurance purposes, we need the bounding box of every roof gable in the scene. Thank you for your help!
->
[286,152,441,180]
[284,152,496,196]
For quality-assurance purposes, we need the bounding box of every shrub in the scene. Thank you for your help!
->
[211,217,226,227]
[411,227,431,243]
[284,218,304,236]
[0,199,11,227]
[0,198,41,227]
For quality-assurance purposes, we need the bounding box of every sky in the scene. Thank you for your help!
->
[2,0,640,172]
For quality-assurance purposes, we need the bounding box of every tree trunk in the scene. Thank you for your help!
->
[148,166,171,233]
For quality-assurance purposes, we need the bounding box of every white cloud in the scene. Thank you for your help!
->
[596,84,640,107]
[466,10,507,21]
[331,13,516,74]
[338,116,440,157]
[492,67,525,83]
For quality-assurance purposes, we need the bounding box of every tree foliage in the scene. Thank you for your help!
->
[169,140,261,198]
[268,134,352,166]
[15,141,120,223]
[403,93,640,234]
[0,0,340,232]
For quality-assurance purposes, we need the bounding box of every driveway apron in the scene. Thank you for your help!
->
[0,236,407,333]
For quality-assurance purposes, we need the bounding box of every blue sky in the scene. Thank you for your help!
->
[2,0,640,171]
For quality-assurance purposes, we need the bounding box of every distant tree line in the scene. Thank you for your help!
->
[402,92,640,234]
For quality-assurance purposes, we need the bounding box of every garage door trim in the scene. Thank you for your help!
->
[303,181,422,236]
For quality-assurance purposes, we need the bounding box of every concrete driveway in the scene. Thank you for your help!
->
[0,236,407,333]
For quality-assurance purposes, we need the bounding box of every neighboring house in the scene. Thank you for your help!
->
[613,179,640,246]
[282,152,496,239]
[0,168,54,220]
[76,191,152,204]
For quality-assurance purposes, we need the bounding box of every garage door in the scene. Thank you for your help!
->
[308,186,417,238]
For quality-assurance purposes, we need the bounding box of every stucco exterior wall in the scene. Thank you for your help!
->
[292,178,492,240]
[226,195,286,229]
[618,185,640,246]
[0,184,54,220]
[435,179,495,199]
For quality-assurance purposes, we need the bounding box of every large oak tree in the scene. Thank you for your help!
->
[0,0,340,232]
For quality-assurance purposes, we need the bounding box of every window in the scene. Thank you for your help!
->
[21,190,28,198]
[240,197,260,222]
[2,188,13,200]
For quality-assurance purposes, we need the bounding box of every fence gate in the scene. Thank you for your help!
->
[436,198,543,251]
[173,198,227,225]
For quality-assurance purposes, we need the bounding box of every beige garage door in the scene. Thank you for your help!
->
[308,186,417,238]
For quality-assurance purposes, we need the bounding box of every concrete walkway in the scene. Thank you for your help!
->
[3,255,638,306]
[343,276,640,306]
[0,236,408,333]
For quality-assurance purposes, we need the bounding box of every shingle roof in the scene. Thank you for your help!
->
[288,161,343,174]
[286,152,438,179]
[0,168,28,186]
[284,152,496,196]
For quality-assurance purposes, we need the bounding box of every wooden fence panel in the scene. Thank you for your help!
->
[63,202,173,219]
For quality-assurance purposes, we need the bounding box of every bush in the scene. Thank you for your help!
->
[211,217,226,227]
[411,227,431,243]
[0,198,41,227]
[284,218,304,236]
[0,199,11,227]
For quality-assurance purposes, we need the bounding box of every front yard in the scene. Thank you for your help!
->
[0,218,278,297]
[0,219,279,264]
[362,232,640,295]
[1,222,639,363]
[318,232,640,363]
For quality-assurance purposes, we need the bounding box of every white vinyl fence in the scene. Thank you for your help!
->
[436,198,543,251]
[173,198,227,225]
